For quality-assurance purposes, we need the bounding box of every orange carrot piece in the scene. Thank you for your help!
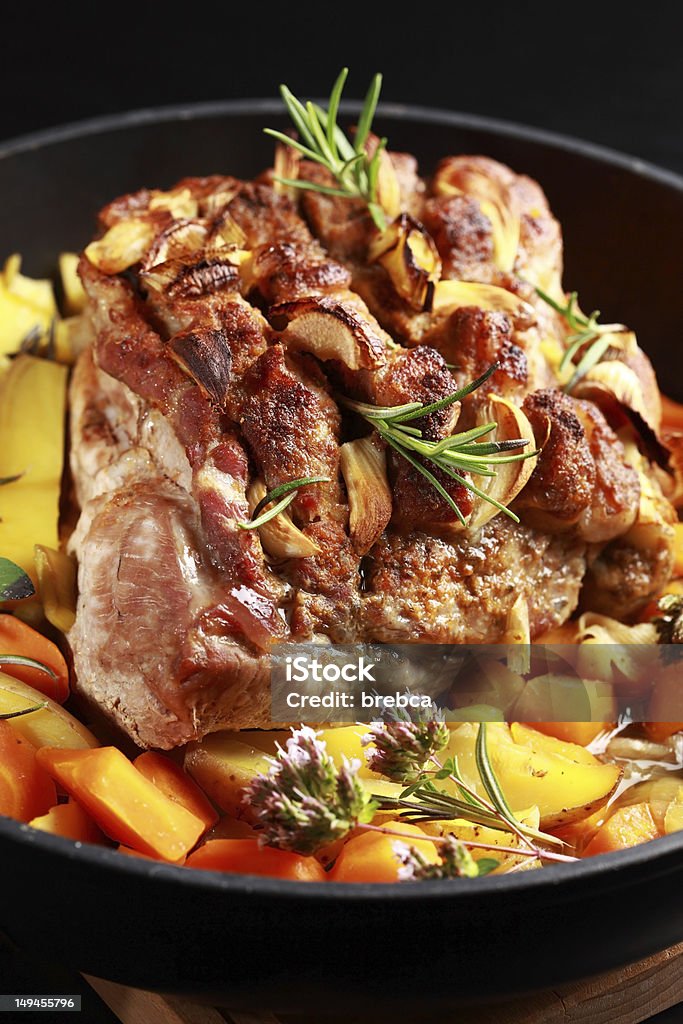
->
[186,839,326,881]
[329,822,439,883]
[36,746,205,861]
[29,799,103,844]
[117,845,184,863]
[583,803,660,857]
[527,723,610,746]
[134,752,218,830]
[0,720,57,821]
[0,614,69,702]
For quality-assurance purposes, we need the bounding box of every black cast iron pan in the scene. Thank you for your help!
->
[0,101,682,1013]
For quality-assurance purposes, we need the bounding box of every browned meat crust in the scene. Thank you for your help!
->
[68,150,675,748]
[362,517,586,643]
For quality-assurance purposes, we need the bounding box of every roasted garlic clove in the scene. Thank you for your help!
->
[168,327,233,407]
[433,161,520,273]
[272,141,302,201]
[273,296,388,370]
[340,436,392,554]
[141,255,242,299]
[573,349,659,434]
[148,187,199,220]
[503,595,531,675]
[85,219,157,274]
[432,280,535,325]
[247,480,321,559]
[142,219,209,271]
[368,214,441,311]
[468,396,538,532]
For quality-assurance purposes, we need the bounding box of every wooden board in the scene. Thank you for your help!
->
[84,942,683,1024]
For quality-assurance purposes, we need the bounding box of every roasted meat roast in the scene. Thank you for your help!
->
[68,147,675,747]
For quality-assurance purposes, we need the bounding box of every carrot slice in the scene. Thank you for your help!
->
[583,803,660,857]
[186,839,326,881]
[134,752,218,830]
[0,614,69,702]
[29,799,103,844]
[36,746,205,861]
[0,720,57,821]
[330,822,439,883]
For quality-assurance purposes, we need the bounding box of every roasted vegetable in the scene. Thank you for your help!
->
[0,255,56,356]
[0,356,68,590]
[339,437,392,554]
[186,838,326,880]
[0,674,96,749]
[184,734,276,820]
[134,752,219,831]
[36,746,205,861]
[329,822,438,883]
[0,615,69,702]
[441,723,621,829]
[583,803,660,857]
[33,546,77,634]
[0,720,57,822]
[28,799,103,844]
[58,252,87,314]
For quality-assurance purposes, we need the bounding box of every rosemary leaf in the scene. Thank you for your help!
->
[238,475,330,531]
[0,655,57,680]
[475,722,517,824]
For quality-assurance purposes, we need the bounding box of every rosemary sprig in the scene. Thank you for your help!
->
[237,476,330,531]
[0,701,48,721]
[535,286,626,393]
[0,655,57,681]
[341,364,537,525]
[265,68,388,230]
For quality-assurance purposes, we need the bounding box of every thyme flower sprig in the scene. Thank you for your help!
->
[245,726,376,855]
[363,716,450,783]
[394,835,487,880]
[535,286,626,393]
[265,68,388,230]
[340,364,537,525]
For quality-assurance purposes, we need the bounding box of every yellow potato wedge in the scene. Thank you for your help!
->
[441,723,621,828]
[0,673,98,749]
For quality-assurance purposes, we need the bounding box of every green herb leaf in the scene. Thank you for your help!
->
[0,701,48,721]
[0,558,35,602]
[476,857,500,876]
[266,70,388,228]
[237,476,330,531]
[535,286,626,394]
[475,722,517,824]
[0,654,57,680]
[340,363,535,525]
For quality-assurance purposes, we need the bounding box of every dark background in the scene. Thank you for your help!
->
[1,4,681,174]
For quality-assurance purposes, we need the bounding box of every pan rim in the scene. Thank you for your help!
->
[1,97,681,902]
[0,97,681,194]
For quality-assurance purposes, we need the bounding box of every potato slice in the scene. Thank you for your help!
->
[442,723,621,828]
[0,673,98,749]
[510,723,599,766]
[423,806,541,871]
[59,253,87,314]
[184,734,275,820]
